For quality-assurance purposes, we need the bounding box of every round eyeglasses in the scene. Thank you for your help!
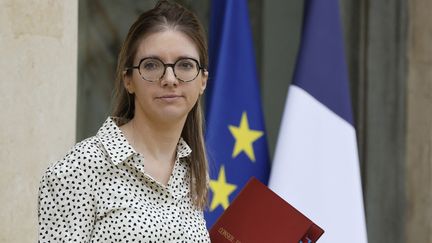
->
[125,57,205,82]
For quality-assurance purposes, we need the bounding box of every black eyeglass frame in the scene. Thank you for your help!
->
[125,57,206,82]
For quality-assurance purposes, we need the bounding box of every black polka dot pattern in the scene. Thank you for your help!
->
[38,117,210,242]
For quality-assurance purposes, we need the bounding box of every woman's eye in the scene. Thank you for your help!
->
[177,60,195,70]
[142,61,160,70]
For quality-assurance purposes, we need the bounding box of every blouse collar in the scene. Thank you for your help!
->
[96,117,192,165]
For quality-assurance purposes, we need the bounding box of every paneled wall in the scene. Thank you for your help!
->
[406,0,432,241]
[341,0,408,242]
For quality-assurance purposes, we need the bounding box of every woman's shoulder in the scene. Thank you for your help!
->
[42,135,107,181]
[41,117,131,181]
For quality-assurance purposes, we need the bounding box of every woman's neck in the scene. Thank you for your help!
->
[127,113,186,163]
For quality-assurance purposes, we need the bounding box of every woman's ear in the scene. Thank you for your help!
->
[123,71,134,94]
[200,70,208,95]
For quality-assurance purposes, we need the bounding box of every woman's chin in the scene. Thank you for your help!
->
[156,108,189,123]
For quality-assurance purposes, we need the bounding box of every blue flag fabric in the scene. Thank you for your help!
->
[292,0,354,125]
[204,0,270,229]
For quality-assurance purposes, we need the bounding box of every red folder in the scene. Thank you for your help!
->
[209,178,324,243]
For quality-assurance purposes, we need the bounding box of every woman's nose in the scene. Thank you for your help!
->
[160,66,179,86]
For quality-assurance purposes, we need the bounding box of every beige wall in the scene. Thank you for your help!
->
[406,0,432,242]
[0,0,77,242]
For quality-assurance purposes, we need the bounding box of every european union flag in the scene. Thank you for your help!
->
[205,0,270,228]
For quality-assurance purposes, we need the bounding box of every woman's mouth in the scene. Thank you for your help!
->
[156,94,183,102]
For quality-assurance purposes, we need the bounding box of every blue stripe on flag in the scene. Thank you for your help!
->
[292,0,354,125]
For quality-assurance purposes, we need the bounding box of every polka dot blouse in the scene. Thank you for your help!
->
[38,117,210,242]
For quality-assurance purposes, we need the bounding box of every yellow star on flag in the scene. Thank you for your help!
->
[229,112,264,162]
[209,165,237,211]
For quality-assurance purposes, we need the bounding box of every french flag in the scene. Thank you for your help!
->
[268,0,368,242]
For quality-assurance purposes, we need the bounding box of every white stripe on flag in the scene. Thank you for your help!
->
[269,85,368,243]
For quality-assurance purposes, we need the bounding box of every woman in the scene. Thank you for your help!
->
[38,1,210,241]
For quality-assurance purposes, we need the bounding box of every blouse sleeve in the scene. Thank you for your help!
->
[38,160,96,242]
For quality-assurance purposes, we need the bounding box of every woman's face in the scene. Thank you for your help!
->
[124,30,208,125]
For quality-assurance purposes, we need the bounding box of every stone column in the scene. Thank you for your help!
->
[406,0,432,242]
[0,0,77,242]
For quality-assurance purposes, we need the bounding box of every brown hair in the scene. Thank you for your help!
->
[112,0,209,209]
